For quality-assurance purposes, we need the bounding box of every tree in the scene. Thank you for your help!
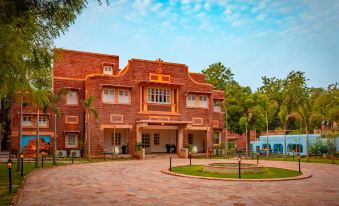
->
[0,0,89,97]
[202,62,235,90]
[83,96,98,160]
[261,96,278,158]
[28,80,55,167]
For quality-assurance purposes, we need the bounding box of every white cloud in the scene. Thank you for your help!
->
[203,2,211,11]
[223,8,232,15]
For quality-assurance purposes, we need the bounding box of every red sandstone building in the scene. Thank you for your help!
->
[10,49,226,157]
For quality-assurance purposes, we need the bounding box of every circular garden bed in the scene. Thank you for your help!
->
[169,165,303,180]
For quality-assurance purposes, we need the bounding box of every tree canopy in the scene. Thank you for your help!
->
[203,63,339,136]
[0,0,88,97]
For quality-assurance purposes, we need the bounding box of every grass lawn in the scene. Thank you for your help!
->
[171,165,301,179]
[0,161,64,206]
[0,157,132,205]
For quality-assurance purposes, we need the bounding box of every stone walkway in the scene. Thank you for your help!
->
[16,159,339,206]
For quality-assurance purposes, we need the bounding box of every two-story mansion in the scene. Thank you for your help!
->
[10,49,225,157]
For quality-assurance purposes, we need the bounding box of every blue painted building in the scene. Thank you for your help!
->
[250,134,339,156]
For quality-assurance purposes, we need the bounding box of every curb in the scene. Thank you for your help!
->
[161,167,312,182]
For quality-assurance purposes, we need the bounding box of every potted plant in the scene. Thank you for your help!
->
[134,142,143,159]
[165,144,171,153]
[170,144,176,153]
[184,144,193,152]
[121,145,127,154]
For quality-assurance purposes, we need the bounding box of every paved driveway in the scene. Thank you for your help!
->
[16,159,339,206]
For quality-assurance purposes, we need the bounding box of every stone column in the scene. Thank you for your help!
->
[206,127,213,157]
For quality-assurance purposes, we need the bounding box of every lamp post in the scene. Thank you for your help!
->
[238,156,241,179]
[41,153,44,168]
[293,150,295,161]
[7,159,13,192]
[256,153,259,165]
[189,152,192,166]
[20,153,24,177]
[298,154,301,173]
[169,155,172,171]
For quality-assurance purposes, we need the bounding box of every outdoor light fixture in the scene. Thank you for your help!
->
[20,153,24,177]
[189,152,192,166]
[297,154,301,173]
[169,155,172,171]
[238,156,241,179]
[6,159,13,192]
[161,122,165,126]
[209,148,212,159]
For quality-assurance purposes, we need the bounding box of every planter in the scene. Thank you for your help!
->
[112,146,120,155]
[191,146,198,154]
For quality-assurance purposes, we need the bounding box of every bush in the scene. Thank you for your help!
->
[310,138,331,155]
[184,144,193,152]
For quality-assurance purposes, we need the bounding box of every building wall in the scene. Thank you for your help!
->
[10,49,226,157]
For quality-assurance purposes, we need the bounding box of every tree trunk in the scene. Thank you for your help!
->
[53,114,57,165]
[87,113,91,160]
[17,95,23,171]
[35,109,40,168]
[332,138,336,164]
[266,111,269,159]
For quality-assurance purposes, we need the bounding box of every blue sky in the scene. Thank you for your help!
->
[55,0,339,90]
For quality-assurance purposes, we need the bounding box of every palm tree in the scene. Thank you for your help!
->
[48,89,67,165]
[29,84,51,168]
[83,96,98,160]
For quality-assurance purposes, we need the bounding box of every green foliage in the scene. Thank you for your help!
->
[202,62,235,90]
[83,96,98,119]
[0,0,89,97]
[184,144,193,152]
[310,138,329,155]
[171,165,301,179]
[203,64,338,136]
[135,142,142,151]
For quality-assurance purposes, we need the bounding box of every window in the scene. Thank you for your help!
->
[187,95,196,107]
[199,95,208,108]
[213,132,220,145]
[262,144,271,150]
[102,88,115,103]
[273,144,283,154]
[103,66,113,75]
[213,101,221,112]
[188,133,193,145]
[142,134,150,148]
[22,116,33,127]
[38,116,47,127]
[154,133,160,145]
[65,133,78,148]
[118,89,129,104]
[111,133,121,145]
[147,88,171,104]
[287,144,303,153]
[66,90,79,105]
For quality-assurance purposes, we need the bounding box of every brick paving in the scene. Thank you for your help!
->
[16,159,339,206]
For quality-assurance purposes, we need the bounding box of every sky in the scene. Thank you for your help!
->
[55,0,339,90]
